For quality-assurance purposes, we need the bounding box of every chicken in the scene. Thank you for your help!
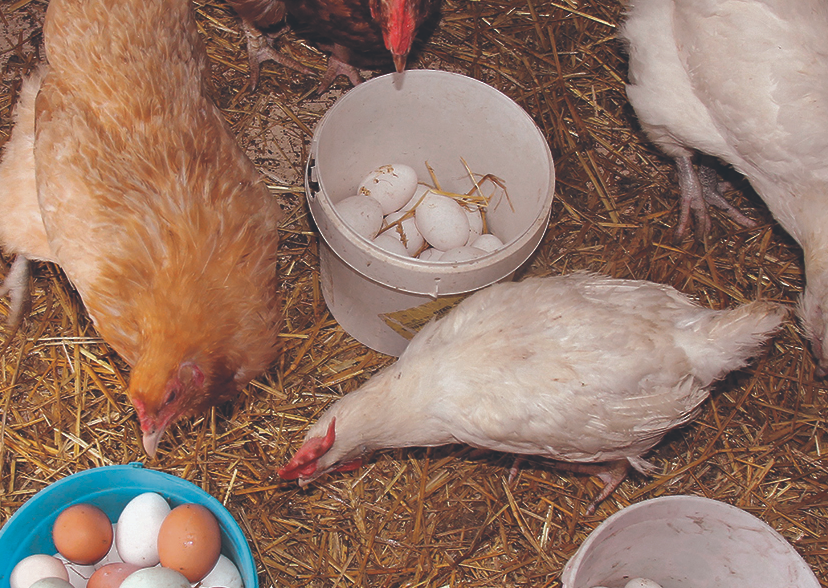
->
[620,0,828,374]
[225,0,440,91]
[278,273,784,513]
[0,0,284,457]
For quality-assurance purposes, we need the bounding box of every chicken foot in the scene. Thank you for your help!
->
[506,456,630,515]
[241,21,313,90]
[674,155,757,240]
[0,256,31,328]
[315,45,364,93]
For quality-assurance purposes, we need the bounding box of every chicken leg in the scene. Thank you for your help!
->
[0,256,32,328]
[241,21,313,90]
[674,155,757,240]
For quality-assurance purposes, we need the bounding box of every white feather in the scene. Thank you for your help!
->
[620,0,828,369]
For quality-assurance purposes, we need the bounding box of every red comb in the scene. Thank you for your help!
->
[278,419,336,480]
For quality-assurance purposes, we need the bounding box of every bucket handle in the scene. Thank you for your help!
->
[306,157,321,200]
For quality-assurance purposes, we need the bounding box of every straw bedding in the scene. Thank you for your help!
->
[1,0,826,586]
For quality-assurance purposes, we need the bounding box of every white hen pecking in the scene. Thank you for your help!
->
[620,0,828,373]
[279,273,784,514]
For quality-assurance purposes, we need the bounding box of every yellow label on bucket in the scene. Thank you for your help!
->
[380,294,469,340]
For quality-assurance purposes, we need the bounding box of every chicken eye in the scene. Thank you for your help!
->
[164,391,177,406]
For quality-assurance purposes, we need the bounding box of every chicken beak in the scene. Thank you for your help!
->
[393,52,408,73]
[142,427,165,459]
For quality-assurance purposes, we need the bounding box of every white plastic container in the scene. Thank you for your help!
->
[306,70,555,355]
[561,495,819,588]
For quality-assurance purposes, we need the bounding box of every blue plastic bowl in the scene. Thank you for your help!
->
[0,462,257,588]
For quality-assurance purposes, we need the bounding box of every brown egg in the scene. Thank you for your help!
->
[87,563,142,588]
[157,504,221,582]
[53,503,113,565]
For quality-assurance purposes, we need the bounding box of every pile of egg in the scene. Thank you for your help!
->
[336,163,506,262]
[10,492,242,588]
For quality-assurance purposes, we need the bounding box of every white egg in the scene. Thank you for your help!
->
[335,195,384,240]
[119,567,190,588]
[116,492,170,567]
[94,524,122,568]
[400,184,433,212]
[383,210,425,255]
[440,246,487,262]
[30,579,74,588]
[464,207,484,245]
[55,554,94,588]
[471,233,504,253]
[415,193,470,251]
[417,248,444,262]
[625,579,663,588]
[372,233,410,257]
[10,554,69,588]
[358,163,419,215]
[198,555,243,588]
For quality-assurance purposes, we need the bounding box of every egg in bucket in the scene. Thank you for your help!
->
[0,463,256,588]
[306,70,555,356]
[561,495,819,588]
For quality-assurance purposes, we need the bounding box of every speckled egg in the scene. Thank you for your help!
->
[358,164,419,214]
[157,504,221,582]
[53,504,113,565]
[116,492,170,567]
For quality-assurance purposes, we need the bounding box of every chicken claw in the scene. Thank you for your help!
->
[674,155,757,241]
[241,21,313,90]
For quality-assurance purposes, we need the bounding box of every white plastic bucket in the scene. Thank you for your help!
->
[561,495,819,588]
[306,70,555,356]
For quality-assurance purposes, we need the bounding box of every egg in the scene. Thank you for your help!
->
[199,555,243,588]
[372,233,410,257]
[116,492,170,567]
[95,525,122,568]
[335,195,384,239]
[30,579,74,588]
[383,210,425,255]
[87,563,142,588]
[10,554,69,588]
[53,504,113,565]
[440,246,487,263]
[417,248,444,261]
[358,164,418,215]
[55,554,96,588]
[118,567,190,588]
[400,184,433,212]
[415,193,470,251]
[464,207,484,245]
[471,233,504,253]
[625,579,663,588]
[157,504,221,582]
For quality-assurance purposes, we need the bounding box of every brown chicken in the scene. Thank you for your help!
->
[225,0,441,90]
[0,0,283,457]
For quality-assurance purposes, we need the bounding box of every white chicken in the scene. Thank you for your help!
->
[279,273,784,514]
[620,0,828,373]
